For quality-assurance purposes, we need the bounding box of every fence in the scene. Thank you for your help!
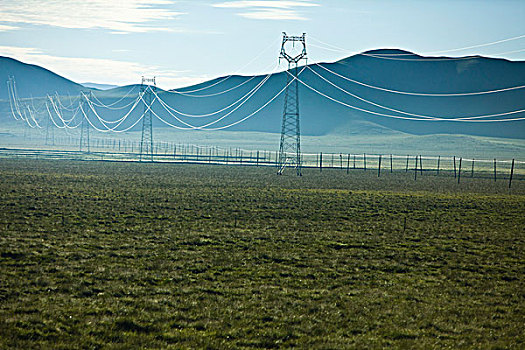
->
[2,135,524,184]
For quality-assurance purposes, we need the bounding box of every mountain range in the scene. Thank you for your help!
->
[1,51,524,139]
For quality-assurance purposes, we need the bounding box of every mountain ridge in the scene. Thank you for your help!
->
[1,52,524,139]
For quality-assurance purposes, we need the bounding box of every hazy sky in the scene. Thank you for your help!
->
[1,0,524,88]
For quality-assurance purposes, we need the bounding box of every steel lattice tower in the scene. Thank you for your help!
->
[278,32,307,176]
[45,97,56,146]
[45,100,55,146]
[7,76,21,119]
[80,92,91,153]
[140,77,155,162]
[6,77,15,116]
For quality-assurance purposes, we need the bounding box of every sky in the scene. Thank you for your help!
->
[1,0,524,89]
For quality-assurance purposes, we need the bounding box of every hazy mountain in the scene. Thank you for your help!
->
[0,56,83,100]
[152,50,525,138]
[1,51,524,139]
[82,82,119,90]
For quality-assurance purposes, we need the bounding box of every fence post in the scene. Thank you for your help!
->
[256,151,260,167]
[353,154,356,169]
[453,156,457,178]
[378,155,382,177]
[509,159,515,189]
[320,152,323,173]
[458,158,462,184]
[406,155,409,172]
[364,153,367,172]
[390,154,393,173]
[414,156,418,181]
[471,159,475,178]
[494,159,497,182]
[347,154,350,174]
[419,155,423,175]
[437,156,440,175]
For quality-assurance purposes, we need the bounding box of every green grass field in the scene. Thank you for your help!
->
[0,159,524,349]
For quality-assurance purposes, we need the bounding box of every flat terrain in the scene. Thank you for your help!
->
[0,159,524,349]
[2,123,525,160]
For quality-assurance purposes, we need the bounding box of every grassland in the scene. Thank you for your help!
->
[0,159,524,349]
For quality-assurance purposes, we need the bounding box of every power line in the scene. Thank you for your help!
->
[203,67,307,131]
[314,63,525,97]
[54,92,80,111]
[151,74,272,129]
[166,75,259,98]
[6,78,21,121]
[147,67,306,132]
[307,66,525,120]
[309,42,481,62]
[78,95,146,133]
[152,73,273,119]
[168,36,281,95]
[47,95,79,126]
[89,85,139,109]
[84,93,142,126]
[291,71,525,123]
[309,34,525,60]
[148,73,272,129]
[25,105,42,128]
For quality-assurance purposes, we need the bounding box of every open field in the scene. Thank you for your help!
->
[0,159,524,348]
[2,121,525,160]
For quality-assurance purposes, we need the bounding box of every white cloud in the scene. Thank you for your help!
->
[213,0,319,21]
[238,9,307,20]
[0,45,211,89]
[0,0,184,33]
[213,1,318,9]
[0,24,18,32]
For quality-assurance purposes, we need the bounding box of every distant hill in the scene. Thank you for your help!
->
[81,82,119,90]
[0,56,83,100]
[1,51,524,139]
[151,50,525,138]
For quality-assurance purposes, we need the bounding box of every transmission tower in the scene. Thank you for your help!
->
[6,76,21,120]
[6,77,15,117]
[45,99,55,146]
[80,92,91,152]
[10,76,22,109]
[140,76,155,162]
[278,32,307,176]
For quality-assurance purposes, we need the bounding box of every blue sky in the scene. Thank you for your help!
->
[1,0,524,89]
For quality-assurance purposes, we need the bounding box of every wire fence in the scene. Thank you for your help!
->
[2,137,523,186]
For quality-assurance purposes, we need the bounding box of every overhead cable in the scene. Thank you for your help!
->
[314,64,525,96]
[151,73,272,119]
[291,71,525,122]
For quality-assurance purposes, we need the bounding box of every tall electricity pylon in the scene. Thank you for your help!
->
[80,92,91,153]
[6,77,15,118]
[9,76,22,112]
[140,76,155,162]
[45,100,55,146]
[278,32,307,176]
[7,76,22,120]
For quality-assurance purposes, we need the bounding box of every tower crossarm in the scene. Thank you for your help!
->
[280,32,307,64]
